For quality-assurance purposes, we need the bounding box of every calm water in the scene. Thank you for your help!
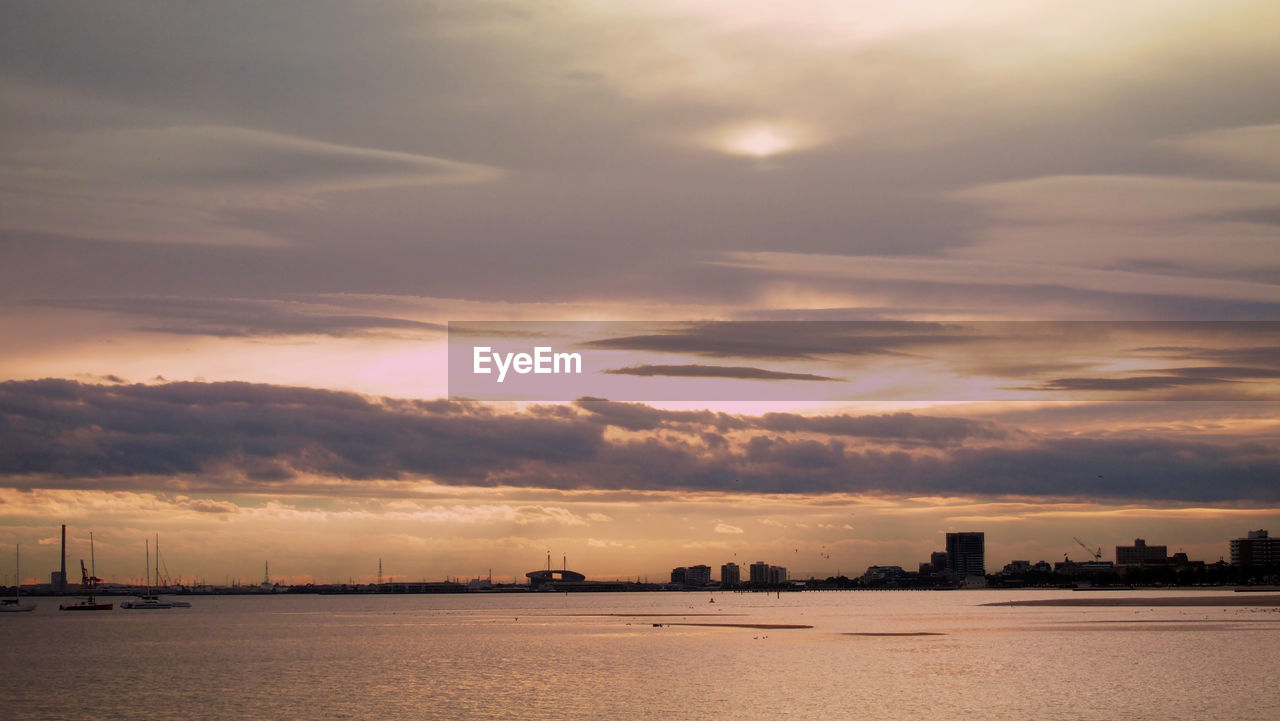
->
[3,590,1278,720]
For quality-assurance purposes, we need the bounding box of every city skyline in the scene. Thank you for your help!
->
[5,522,1270,589]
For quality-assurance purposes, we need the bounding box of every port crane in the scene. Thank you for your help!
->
[1073,537,1102,561]
[80,560,102,589]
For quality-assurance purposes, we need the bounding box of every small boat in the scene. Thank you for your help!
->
[61,599,113,611]
[121,594,173,610]
[60,532,112,611]
[2,544,36,612]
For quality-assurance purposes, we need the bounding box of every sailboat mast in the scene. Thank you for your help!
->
[14,544,19,600]
[145,538,150,590]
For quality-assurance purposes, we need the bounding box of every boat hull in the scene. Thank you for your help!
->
[120,600,173,609]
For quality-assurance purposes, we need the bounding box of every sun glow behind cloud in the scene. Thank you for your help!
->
[720,123,799,158]
[708,121,818,158]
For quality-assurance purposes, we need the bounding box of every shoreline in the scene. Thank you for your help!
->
[984,595,1280,607]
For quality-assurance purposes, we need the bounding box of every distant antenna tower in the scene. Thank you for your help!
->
[377,558,383,586]
[263,561,269,586]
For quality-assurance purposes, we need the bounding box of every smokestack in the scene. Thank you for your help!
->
[50,523,68,593]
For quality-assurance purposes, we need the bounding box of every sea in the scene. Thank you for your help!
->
[2,589,1277,720]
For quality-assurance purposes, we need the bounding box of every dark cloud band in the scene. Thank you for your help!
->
[2,380,1276,502]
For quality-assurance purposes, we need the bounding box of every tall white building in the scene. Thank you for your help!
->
[720,562,740,587]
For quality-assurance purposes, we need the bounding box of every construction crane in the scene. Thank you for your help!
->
[1073,537,1102,561]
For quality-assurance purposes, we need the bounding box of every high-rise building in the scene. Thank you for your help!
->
[767,565,787,585]
[749,561,770,585]
[1116,538,1167,566]
[720,562,740,587]
[670,567,687,584]
[685,565,711,586]
[946,532,985,577]
[1231,530,1279,567]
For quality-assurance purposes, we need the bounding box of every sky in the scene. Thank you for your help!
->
[2,1,1278,586]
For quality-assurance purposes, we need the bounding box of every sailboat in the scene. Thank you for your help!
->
[60,531,112,611]
[1,544,36,612]
[153,535,190,607]
[120,537,172,610]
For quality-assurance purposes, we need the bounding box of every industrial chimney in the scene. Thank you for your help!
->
[50,524,67,593]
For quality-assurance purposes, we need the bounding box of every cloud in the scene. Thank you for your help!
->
[570,399,1004,443]
[1165,123,1280,173]
[30,296,445,339]
[0,379,601,485]
[586,538,631,548]
[511,505,595,526]
[0,124,502,246]
[713,523,744,534]
[1025,365,1280,394]
[753,411,1007,444]
[576,322,1280,401]
[2,380,1277,503]
[585,321,974,359]
[179,498,240,514]
[712,251,1280,305]
[604,364,843,382]
[949,174,1280,282]
[571,400,740,432]
[1,1,1279,317]
[954,175,1280,225]
[1138,346,1280,367]
[1030,376,1230,392]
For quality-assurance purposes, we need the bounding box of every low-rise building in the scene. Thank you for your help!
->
[862,565,909,585]
[1116,538,1167,566]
